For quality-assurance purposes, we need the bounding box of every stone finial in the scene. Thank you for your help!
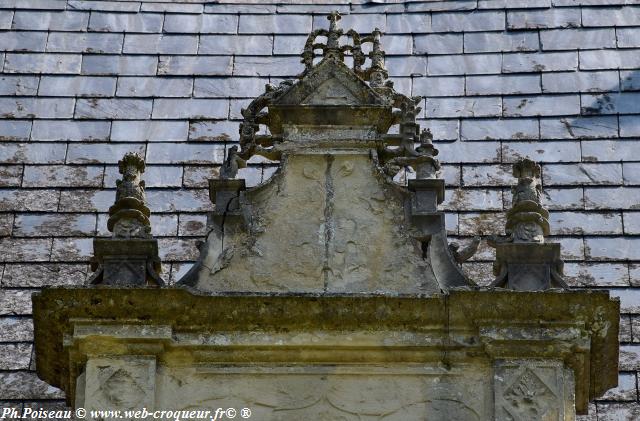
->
[488,158,567,290]
[87,152,164,287]
[506,158,549,243]
[108,152,151,239]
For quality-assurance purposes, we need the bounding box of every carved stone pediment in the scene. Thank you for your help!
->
[274,58,385,107]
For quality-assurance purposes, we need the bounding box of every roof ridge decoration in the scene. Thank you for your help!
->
[232,11,435,184]
[87,152,164,287]
[488,158,568,290]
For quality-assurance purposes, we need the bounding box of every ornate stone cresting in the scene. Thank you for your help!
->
[87,152,163,286]
[488,158,567,290]
[183,11,471,292]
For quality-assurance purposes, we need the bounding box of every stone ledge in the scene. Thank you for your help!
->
[33,287,619,413]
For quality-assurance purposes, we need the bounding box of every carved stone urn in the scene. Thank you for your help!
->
[33,13,619,421]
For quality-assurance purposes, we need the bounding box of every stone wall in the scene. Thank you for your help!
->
[0,0,638,418]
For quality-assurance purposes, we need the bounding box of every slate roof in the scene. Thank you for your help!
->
[0,0,639,417]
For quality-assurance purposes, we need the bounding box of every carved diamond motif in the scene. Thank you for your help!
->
[503,368,558,421]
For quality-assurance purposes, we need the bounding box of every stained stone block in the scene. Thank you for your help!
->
[428,54,502,75]
[507,8,581,29]
[623,164,640,186]
[579,50,640,70]
[200,35,273,55]
[585,187,640,210]
[542,28,616,51]
[596,403,640,421]
[1,263,88,287]
[504,141,581,163]
[116,77,192,98]
[0,238,52,262]
[617,28,640,48]
[431,11,505,32]
[146,189,211,212]
[585,237,640,260]
[0,9,12,28]
[4,53,81,74]
[31,120,111,141]
[582,140,640,162]
[23,165,103,187]
[543,71,619,93]
[462,164,514,185]
[542,163,623,185]
[0,120,31,140]
[0,75,39,95]
[441,188,503,211]
[124,34,198,55]
[0,97,75,118]
[0,317,32,342]
[549,212,623,235]
[0,344,31,369]
[233,56,303,77]
[158,56,233,76]
[66,143,146,164]
[563,263,630,287]
[540,188,585,210]
[425,96,502,118]
[0,165,23,186]
[0,31,47,52]
[194,77,266,98]
[81,55,158,76]
[465,32,539,53]
[39,76,116,97]
[0,143,66,164]
[178,213,208,236]
[75,98,152,119]
[240,14,311,34]
[273,35,307,55]
[14,213,97,237]
[0,372,64,400]
[47,32,123,54]
[540,116,618,139]
[0,189,59,212]
[414,34,462,54]
[620,116,640,137]
[59,189,115,212]
[386,13,432,34]
[461,118,538,140]
[89,12,163,33]
[438,141,501,163]
[152,99,228,119]
[413,76,464,96]
[183,166,220,188]
[50,238,94,261]
[503,95,580,116]
[163,13,237,34]
[111,120,188,142]
[67,0,140,12]
[503,52,578,73]
[140,2,203,12]
[0,289,33,315]
[459,212,507,236]
[466,74,541,95]
[583,6,640,26]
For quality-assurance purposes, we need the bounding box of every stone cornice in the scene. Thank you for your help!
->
[33,287,619,413]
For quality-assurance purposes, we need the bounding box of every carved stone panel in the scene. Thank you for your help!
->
[156,364,492,420]
[494,360,575,421]
[81,355,156,418]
